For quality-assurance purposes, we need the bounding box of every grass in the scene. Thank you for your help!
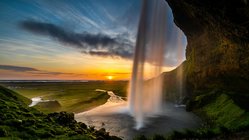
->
[0,81,128,113]
[202,94,249,128]
[187,90,249,129]
[167,90,249,139]
[0,85,121,139]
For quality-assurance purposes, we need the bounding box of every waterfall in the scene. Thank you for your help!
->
[176,30,185,103]
[128,0,169,129]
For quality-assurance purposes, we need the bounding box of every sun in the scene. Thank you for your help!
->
[107,76,113,80]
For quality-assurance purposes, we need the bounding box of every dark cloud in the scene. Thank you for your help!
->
[19,20,134,59]
[19,19,186,67]
[0,65,77,76]
[87,51,112,57]
[0,65,39,72]
[30,71,71,76]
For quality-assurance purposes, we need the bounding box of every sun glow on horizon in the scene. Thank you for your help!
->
[106,76,113,80]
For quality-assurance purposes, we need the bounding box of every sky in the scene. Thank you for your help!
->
[0,0,187,80]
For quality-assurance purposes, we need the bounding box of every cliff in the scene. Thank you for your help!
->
[159,0,249,138]
[166,0,249,94]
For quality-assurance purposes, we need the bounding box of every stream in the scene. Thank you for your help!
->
[29,97,56,107]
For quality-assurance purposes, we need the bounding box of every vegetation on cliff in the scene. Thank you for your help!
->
[0,85,121,140]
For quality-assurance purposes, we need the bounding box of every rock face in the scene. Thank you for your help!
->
[166,0,249,94]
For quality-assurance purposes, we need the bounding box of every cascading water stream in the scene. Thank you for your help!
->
[128,0,169,129]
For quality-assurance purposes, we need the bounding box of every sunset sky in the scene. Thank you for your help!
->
[0,0,186,80]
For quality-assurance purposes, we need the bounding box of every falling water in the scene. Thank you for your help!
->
[176,30,185,103]
[128,0,169,129]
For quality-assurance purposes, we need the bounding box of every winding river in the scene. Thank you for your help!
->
[29,97,54,107]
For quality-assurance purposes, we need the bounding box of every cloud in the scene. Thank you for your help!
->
[0,65,39,72]
[0,65,77,76]
[18,19,186,67]
[19,20,134,59]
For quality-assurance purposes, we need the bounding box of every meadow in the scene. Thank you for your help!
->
[0,81,128,113]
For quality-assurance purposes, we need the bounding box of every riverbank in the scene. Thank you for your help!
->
[76,89,127,116]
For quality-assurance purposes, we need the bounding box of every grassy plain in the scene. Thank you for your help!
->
[0,85,121,139]
[0,81,128,113]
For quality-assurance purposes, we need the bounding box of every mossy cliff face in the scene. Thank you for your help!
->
[160,1,249,138]
[166,0,249,93]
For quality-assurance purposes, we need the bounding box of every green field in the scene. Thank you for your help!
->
[0,81,128,113]
[0,85,122,139]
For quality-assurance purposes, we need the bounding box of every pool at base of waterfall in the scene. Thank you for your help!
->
[75,90,201,140]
